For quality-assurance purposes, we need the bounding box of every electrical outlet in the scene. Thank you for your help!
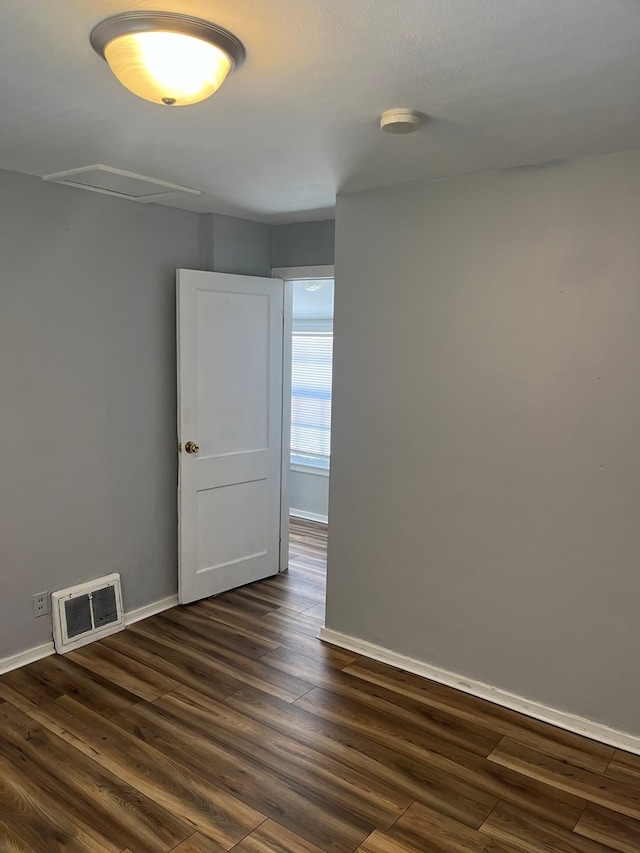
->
[33,592,48,618]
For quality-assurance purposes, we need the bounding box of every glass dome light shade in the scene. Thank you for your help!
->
[90,13,245,107]
[104,31,233,106]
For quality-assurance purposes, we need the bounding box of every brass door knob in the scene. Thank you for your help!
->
[185,440,200,454]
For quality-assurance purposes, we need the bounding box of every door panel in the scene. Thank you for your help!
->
[195,289,270,453]
[177,269,284,604]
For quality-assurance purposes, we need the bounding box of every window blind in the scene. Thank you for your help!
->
[291,332,332,468]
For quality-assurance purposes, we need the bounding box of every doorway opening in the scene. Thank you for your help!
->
[273,265,334,613]
[289,276,334,523]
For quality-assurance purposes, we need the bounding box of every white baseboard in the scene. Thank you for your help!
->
[124,594,179,627]
[0,594,179,675]
[290,509,328,524]
[0,641,56,675]
[318,627,640,756]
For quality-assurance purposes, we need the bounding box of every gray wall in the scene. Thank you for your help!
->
[272,220,335,268]
[0,170,206,659]
[327,151,640,735]
[290,469,330,522]
[206,214,335,277]
[205,213,272,277]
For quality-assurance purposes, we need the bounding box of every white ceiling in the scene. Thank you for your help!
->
[2,0,640,223]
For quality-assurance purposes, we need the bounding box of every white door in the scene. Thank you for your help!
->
[177,269,284,604]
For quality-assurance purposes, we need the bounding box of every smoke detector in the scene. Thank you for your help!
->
[380,109,423,134]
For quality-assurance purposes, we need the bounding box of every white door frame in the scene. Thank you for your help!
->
[272,264,335,573]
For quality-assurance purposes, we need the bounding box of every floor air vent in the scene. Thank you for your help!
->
[51,573,124,653]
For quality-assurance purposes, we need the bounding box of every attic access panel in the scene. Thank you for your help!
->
[42,164,200,203]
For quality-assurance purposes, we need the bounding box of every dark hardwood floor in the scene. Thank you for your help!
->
[1,517,639,852]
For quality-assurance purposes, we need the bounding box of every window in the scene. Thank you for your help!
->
[290,279,334,470]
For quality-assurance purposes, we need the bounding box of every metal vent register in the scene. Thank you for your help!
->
[52,573,124,653]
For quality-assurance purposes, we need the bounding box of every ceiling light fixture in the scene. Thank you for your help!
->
[90,12,245,106]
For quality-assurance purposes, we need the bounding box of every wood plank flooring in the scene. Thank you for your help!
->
[0,517,639,852]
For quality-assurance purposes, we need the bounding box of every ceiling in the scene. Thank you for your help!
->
[2,0,640,223]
